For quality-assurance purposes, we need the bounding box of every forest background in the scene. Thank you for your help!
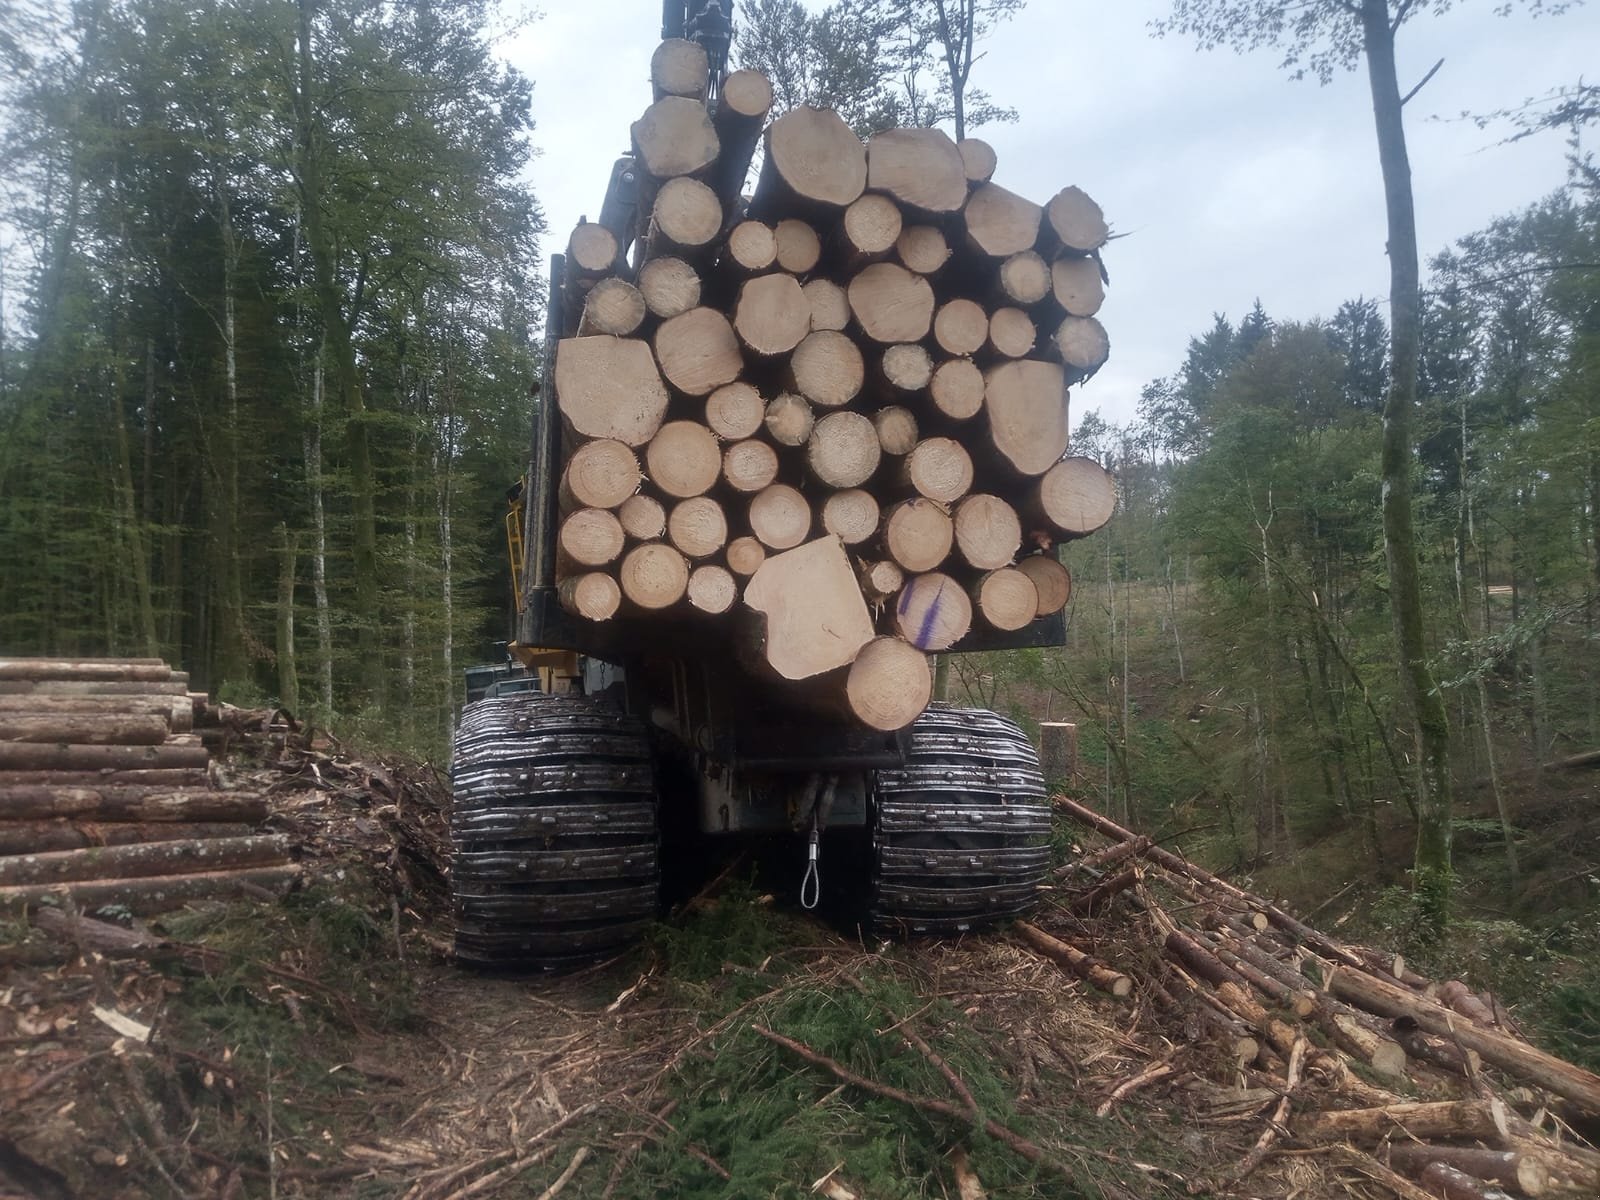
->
[0,0,1597,1051]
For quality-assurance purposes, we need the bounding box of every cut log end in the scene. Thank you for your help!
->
[726,535,767,577]
[841,193,902,262]
[866,127,966,214]
[988,308,1038,359]
[1052,255,1105,317]
[637,256,702,318]
[631,95,719,179]
[789,330,864,409]
[560,439,642,512]
[705,381,765,440]
[903,437,974,504]
[965,183,1043,258]
[619,543,690,609]
[722,438,780,493]
[985,359,1069,476]
[774,219,823,274]
[1014,553,1072,616]
[1055,315,1111,379]
[998,251,1050,306]
[873,406,919,457]
[618,493,667,541]
[667,496,730,559]
[883,499,954,574]
[893,573,972,651]
[646,420,723,498]
[725,220,778,274]
[759,106,867,211]
[734,273,810,356]
[555,337,670,446]
[558,573,622,621]
[1036,457,1117,538]
[930,358,984,421]
[764,392,816,447]
[655,307,743,396]
[803,278,850,332]
[846,638,932,731]
[651,38,710,101]
[933,298,987,357]
[821,489,880,546]
[744,536,875,680]
[558,508,625,567]
[687,564,738,615]
[648,177,723,257]
[896,225,951,277]
[808,411,882,488]
[577,277,646,338]
[1046,185,1109,254]
[566,221,617,276]
[748,484,813,551]
[953,494,1022,570]
[974,568,1039,631]
[956,137,997,185]
[848,262,935,344]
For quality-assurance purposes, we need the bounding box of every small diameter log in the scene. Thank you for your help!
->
[1052,255,1105,317]
[0,833,291,887]
[748,484,813,551]
[866,127,966,214]
[1382,1146,1547,1197]
[724,220,777,274]
[651,38,709,101]
[559,439,642,511]
[957,137,997,186]
[618,494,667,541]
[879,344,933,399]
[743,536,875,681]
[901,437,973,504]
[848,263,935,344]
[985,360,1069,475]
[964,183,1043,258]
[896,225,951,277]
[0,821,255,857]
[930,358,984,421]
[838,193,902,266]
[807,411,882,488]
[1417,1164,1515,1200]
[0,769,207,790]
[1294,1100,1511,1147]
[932,298,987,357]
[0,680,190,697]
[706,382,765,440]
[557,508,626,568]
[1014,921,1133,998]
[803,278,849,332]
[645,176,723,261]
[821,490,880,547]
[0,865,302,915]
[953,494,1022,570]
[654,307,743,397]
[764,392,816,447]
[687,564,738,615]
[997,251,1050,306]
[893,573,973,651]
[645,421,722,498]
[0,787,265,823]
[667,496,729,559]
[637,257,702,319]
[882,499,953,573]
[0,659,170,680]
[0,713,169,746]
[972,568,1038,631]
[558,573,622,621]
[710,68,775,205]
[857,560,904,602]
[873,407,919,456]
[722,439,780,493]
[619,543,690,610]
[1054,316,1111,382]
[845,637,932,732]
[788,330,864,408]
[734,273,810,357]
[576,277,646,337]
[1015,554,1071,616]
[988,308,1037,358]
[0,743,210,772]
[1044,186,1109,254]
[555,337,670,446]
[754,106,867,213]
[774,219,823,274]
[726,536,767,577]
[1033,457,1117,538]
[565,221,618,279]
[630,95,719,180]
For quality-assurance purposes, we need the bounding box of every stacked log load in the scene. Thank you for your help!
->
[550,41,1118,731]
[0,657,297,913]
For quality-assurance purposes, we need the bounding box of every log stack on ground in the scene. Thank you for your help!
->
[0,658,298,912]
[549,53,1118,730]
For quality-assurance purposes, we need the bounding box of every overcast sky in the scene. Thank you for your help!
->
[503,1,1597,431]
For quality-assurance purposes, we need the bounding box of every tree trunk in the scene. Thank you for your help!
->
[276,523,299,714]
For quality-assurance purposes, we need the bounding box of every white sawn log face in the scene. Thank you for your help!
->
[744,536,875,680]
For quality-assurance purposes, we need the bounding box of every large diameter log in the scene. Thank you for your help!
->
[764,392,816,447]
[821,490,880,547]
[0,865,302,915]
[953,494,1021,570]
[1014,554,1072,616]
[988,308,1037,359]
[879,344,933,399]
[0,834,292,887]
[1382,1146,1547,1197]
[559,440,641,511]
[930,358,984,421]
[557,508,625,568]
[873,407,919,457]
[866,127,966,214]
[996,251,1049,305]
[1014,921,1133,998]
[807,412,881,488]
[0,821,256,857]
[896,225,951,276]
[565,221,618,280]
[788,331,864,409]
[558,573,622,621]
[555,337,670,446]
[964,184,1043,258]
[706,382,765,440]
[734,273,809,357]
[0,787,265,823]
[724,220,777,274]
[882,499,953,573]
[576,278,646,338]
[618,543,690,610]
[754,105,867,213]
[1033,457,1117,538]
[618,494,667,541]
[0,743,210,772]
[667,497,729,559]
[645,176,723,261]
[0,660,174,683]
[985,360,1069,476]
[650,38,709,101]
[1054,316,1111,382]
[893,573,973,651]
[687,564,738,616]
[1044,186,1109,254]
[653,308,743,396]
[726,536,767,577]
[838,194,902,266]
[722,439,780,493]
[1294,1100,1510,1147]
[0,713,171,745]
[645,420,722,498]
[803,278,849,332]
[1052,255,1105,317]
[845,638,932,731]
[973,569,1038,631]
[748,484,812,551]
[744,536,875,681]
[901,437,973,504]
[956,137,997,185]
[774,219,823,274]
[848,263,935,344]
[710,68,775,205]
[631,95,719,179]
[637,257,702,319]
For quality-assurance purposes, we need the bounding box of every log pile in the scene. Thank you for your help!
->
[1022,794,1600,1197]
[0,658,298,913]
[549,46,1118,730]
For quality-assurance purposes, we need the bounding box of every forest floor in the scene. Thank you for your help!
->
[3,734,1599,1200]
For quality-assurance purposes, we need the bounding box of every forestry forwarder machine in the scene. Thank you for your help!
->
[448,0,1063,969]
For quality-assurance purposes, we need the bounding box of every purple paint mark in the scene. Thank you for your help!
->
[915,580,947,649]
